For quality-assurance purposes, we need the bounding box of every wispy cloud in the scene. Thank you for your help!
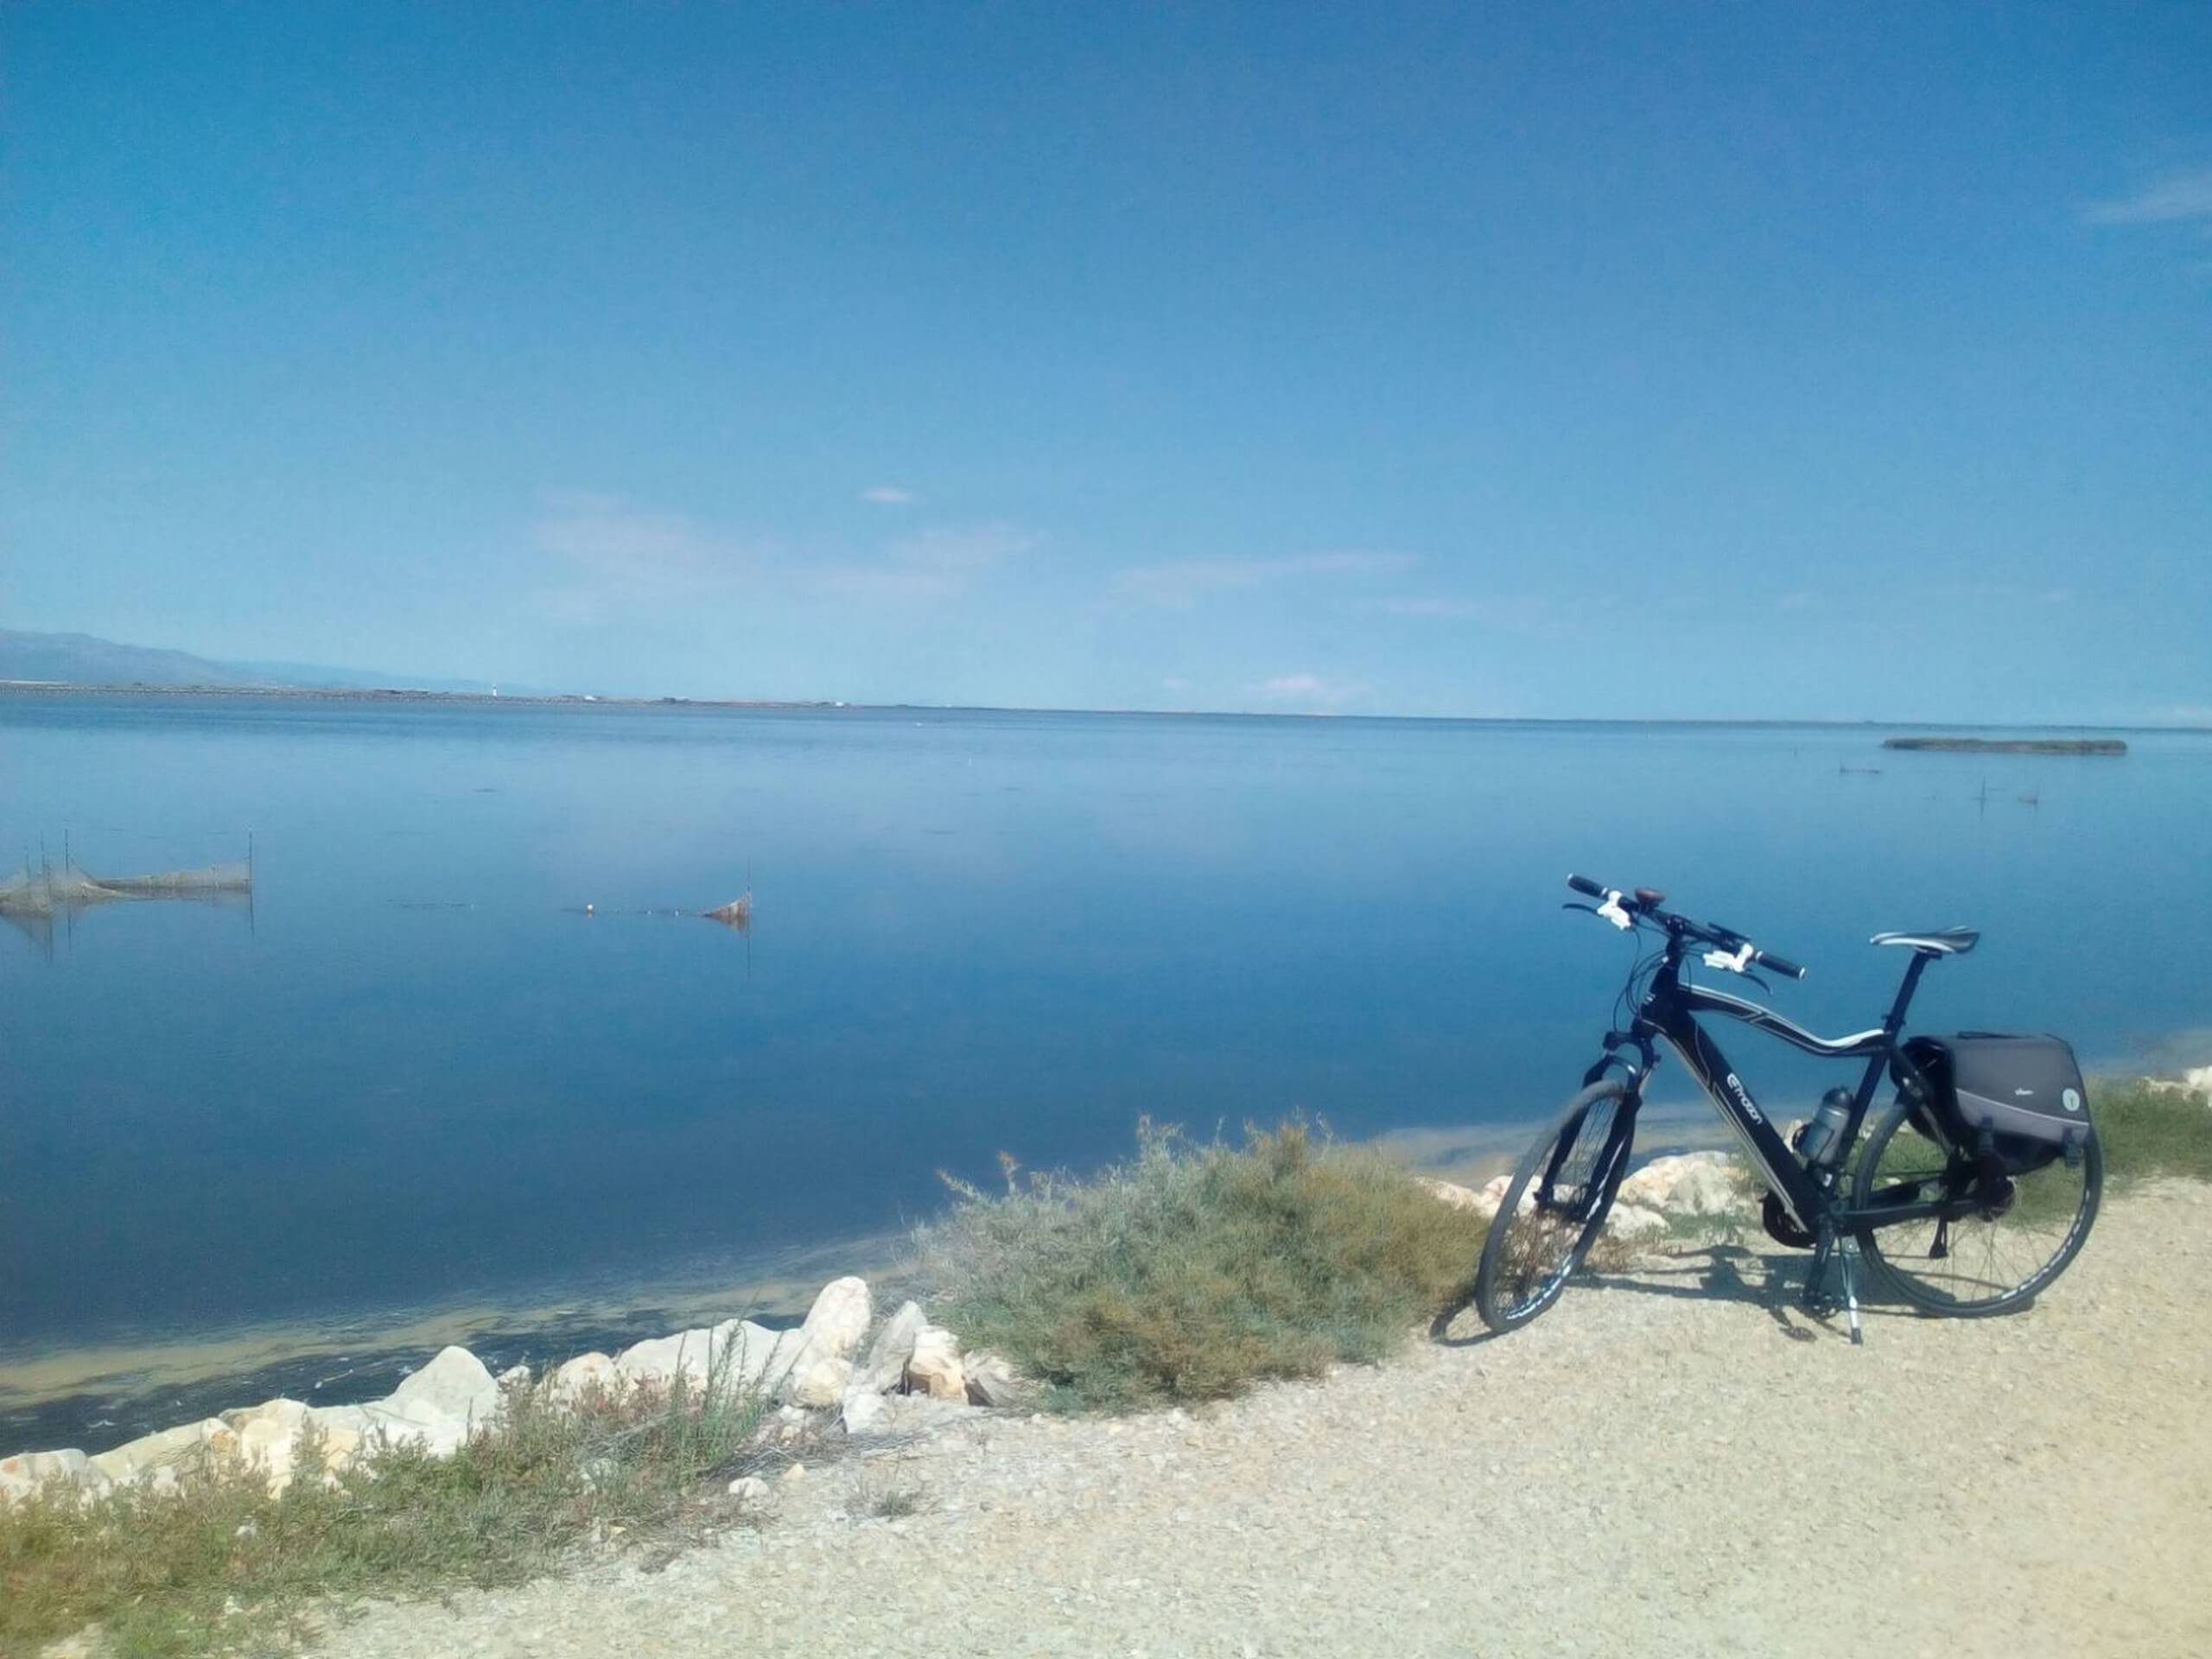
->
[1356,594,1563,634]
[1925,582,2073,606]
[861,486,918,505]
[2083,167,2212,226]
[535,495,1033,617]
[533,493,756,622]
[1116,550,1414,608]
[1249,671,1370,710]
[807,522,1036,603]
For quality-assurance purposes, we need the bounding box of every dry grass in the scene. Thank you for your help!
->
[919,1120,1489,1413]
[2092,1077,2212,1185]
[0,1361,782,1659]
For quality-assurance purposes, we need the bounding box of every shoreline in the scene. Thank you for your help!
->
[3,679,2202,735]
[0,1103,1744,1456]
[0,1077,2185,1458]
[0,1234,909,1459]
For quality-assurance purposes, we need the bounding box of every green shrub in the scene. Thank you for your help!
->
[2092,1077,2212,1185]
[919,1121,1487,1413]
[0,1359,779,1659]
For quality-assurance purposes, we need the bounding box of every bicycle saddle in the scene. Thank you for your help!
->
[1870,927,1980,956]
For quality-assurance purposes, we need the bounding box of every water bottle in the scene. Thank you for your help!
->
[1796,1088,1854,1167]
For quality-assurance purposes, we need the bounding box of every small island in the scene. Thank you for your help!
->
[1883,735,2126,755]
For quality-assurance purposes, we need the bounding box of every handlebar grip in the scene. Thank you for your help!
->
[1566,873,1605,897]
[1755,949,1807,981]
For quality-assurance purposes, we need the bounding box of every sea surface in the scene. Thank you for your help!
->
[3,692,2208,1446]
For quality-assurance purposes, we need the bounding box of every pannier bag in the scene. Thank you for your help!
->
[1894,1033,2091,1173]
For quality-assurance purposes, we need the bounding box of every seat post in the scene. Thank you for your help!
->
[1883,950,1934,1033]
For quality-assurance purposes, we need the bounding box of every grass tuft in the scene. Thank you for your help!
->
[918,1119,1487,1414]
[2092,1077,2212,1185]
[0,1357,781,1659]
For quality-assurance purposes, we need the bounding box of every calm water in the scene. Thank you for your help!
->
[3,694,2208,1436]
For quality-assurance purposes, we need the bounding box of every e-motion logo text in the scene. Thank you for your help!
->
[1724,1072,1764,1124]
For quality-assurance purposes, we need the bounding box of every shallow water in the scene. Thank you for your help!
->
[3,692,2207,1445]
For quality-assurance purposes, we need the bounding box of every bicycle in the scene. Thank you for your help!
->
[1471,875,2101,1341]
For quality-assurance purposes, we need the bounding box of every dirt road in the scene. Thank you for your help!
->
[320,1182,2212,1659]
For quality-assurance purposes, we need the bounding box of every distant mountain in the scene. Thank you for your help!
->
[0,630,501,694]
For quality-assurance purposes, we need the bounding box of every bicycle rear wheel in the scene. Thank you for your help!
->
[1474,1080,1637,1334]
[1850,1100,2101,1316]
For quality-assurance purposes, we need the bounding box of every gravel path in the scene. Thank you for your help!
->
[320,1183,2212,1659]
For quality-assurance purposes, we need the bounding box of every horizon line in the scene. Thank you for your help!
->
[3,678,2203,735]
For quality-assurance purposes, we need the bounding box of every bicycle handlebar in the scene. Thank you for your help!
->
[1562,873,1808,980]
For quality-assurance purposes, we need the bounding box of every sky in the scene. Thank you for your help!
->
[4,2,2209,721]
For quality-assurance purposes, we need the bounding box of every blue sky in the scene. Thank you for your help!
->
[5,2,2208,721]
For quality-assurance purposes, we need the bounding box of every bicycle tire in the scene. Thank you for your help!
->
[1850,1098,2101,1317]
[1473,1079,1637,1334]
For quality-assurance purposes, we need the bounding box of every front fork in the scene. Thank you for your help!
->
[1560,1040,1648,1217]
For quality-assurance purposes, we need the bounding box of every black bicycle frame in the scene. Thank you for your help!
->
[1592,947,1938,1230]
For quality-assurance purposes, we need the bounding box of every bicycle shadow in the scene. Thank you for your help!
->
[1586,1243,1833,1343]
[1431,1239,1916,1348]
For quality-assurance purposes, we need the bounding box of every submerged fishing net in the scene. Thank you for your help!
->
[0,861,253,948]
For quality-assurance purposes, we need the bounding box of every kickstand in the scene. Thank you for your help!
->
[1838,1237,1864,1345]
[1802,1228,1836,1319]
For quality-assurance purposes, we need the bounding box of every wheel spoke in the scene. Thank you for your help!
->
[1477,1084,1633,1331]
[1853,1109,2098,1314]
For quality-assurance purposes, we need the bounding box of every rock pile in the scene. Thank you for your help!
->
[2146,1065,2212,1098]
[2,1149,1757,1509]
[1419,1147,1747,1243]
[0,1275,1027,1510]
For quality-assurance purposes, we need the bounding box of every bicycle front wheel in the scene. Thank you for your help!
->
[1474,1080,1637,1334]
[1850,1100,2101,1316]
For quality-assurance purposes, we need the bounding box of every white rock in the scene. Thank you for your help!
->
[1416,1176,1484,1211]
[302,1405,372,1472]
[856,1300,928,1395]
[773,1277,872,1407]
[613,1322,738,1389]
[497,1363,533,1390]
[614,1320,796,1395]
[906,1325,965,1402]
[221,1399,312,1491]
[779,1461,805,1484]
[963,1352,1028,1409]
[1617,1152,1740,1216]
[840,1389,891,1436]
[88,1418,238,1489]
[727,1474,771,1503]
[386,1346,499,1429]
[796,1276,872,1360]
[776,1353,850,1410]
[1472,1174,1529,1220]
[1604,1202,1669,1240]
[550,1351,618,1402]
[0,1447,92,1503]
[354,1401,471,1459]
[731,1322,798,1389]
[223,1397,308,1445]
